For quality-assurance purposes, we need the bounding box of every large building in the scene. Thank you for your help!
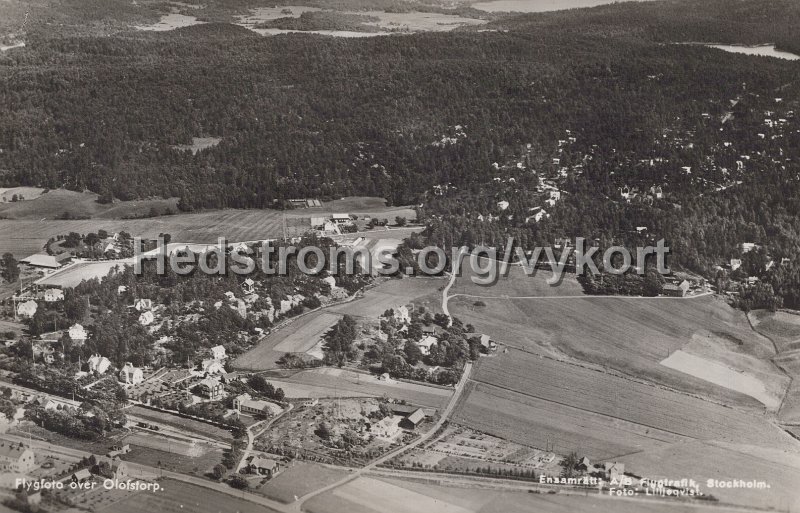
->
[194,377,223,400]
[0,442,35,473]
[119,362,144,385]
[233,393,279,416]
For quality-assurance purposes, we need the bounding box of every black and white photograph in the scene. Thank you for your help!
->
[0,0,798,512]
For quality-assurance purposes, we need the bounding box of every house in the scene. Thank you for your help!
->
[577,456,591,471]
[604,462,625,482]
[416,336,438,356]
[392,306,410,324]
[247,456,282,477]
[71,468,93,484]
[663,280,690,297]
[201,359,225,375]
[242,278,255,294]
[740,242,759,254]
[497,200,510,211]
[310,216,326,229]
[119,363,144,385]
[134,299,153,311]
[730,258,742,271]
[44,288,64,302]
[69,323,88,342]
[117,285,128,295]
[421,326,436,336]
[0,442,35,473]
[16,300,38,319]
[479,334,497,352]
[95,456,128,480]
[138,311,154,326]
[209,345,226,360]
[194,377,223,400]
[233,393,280,416]
[88,354,112,375]
[399,408,426,430]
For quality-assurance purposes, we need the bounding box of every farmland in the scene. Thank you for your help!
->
[273,312,342,354]
[262,367,451,409]
[257,462,348,503]
[460,350,795,453]
[104,478,273,513]
[448,270,783,409]
[328,277,445,319]
[0,194,415,258]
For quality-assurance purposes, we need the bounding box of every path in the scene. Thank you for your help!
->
[236,403,294,473]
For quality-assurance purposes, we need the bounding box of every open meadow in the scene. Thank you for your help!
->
[449,265,784,410]
[257,462,349,503]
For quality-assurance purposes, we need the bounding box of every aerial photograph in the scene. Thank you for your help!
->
[0,0,798,512]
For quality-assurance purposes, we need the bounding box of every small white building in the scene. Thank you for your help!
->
[119,363,144,385]
[134,299,153,311]
[44,289,64,302]
[242,278,255,294]
[68,324,88,342]
[416,336,438,356]
[201,359,225,375]
[138,311,154,326]
[88,354,112,375]
[16,300,38,319]
[209,345,226,360]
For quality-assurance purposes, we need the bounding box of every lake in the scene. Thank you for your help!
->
[471,0,650,13]
[703,44,800,61]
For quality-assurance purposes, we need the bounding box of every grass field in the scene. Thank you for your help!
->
[459,350,794,453]
[329,277,445,319]
[262,367,451,409]
[257,462,348,503]
[449,277,782,409]
[304,475,751,513]
[273,312,342,353]
[106,478,273,513]
[36,261,126,287]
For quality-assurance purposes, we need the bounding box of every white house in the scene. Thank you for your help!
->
[331,213,352,225]
[117,285,128,295]
[44,289,64,302]
[16,300,38,319]
[0,443,36,473]
[497,200,510,211]
[119,363,144,385]
[209,345,226,360]
[201,359,225,375]
[392,306,410,325]
[88,354,112,375]
[416,336,438,356]
[68,324,87,342]
[134,299,153,311]
[233,393,281,415]
[242,278,255,294]
[138,311,154,326]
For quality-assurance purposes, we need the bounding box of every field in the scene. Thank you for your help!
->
[273,312,342,353]
[127,405,233,441]
[257,462,348,503]
[329,277,445,319]
[105,478,273,513]
[0,194,415,258]
[449,266,782,409]
[618,440,800,510]
[458,350,795,454]
[263,367,451,409]
[35,261,126,287]
[303,474,750,513]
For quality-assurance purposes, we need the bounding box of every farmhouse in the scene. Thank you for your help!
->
[247,456,282,477]
[68,323,88,342]
[242,278,255,294]
[604,462,625,482]
[479,334,497,352]
[43,288,64,302]
[119,362,144,385]
[0,442,35,473]
[88,354,112,375]
[16,300,38,319]
[95,456,128,480]
[392,306,410,324]
[663,280,690,297]
[194,377,223,400]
